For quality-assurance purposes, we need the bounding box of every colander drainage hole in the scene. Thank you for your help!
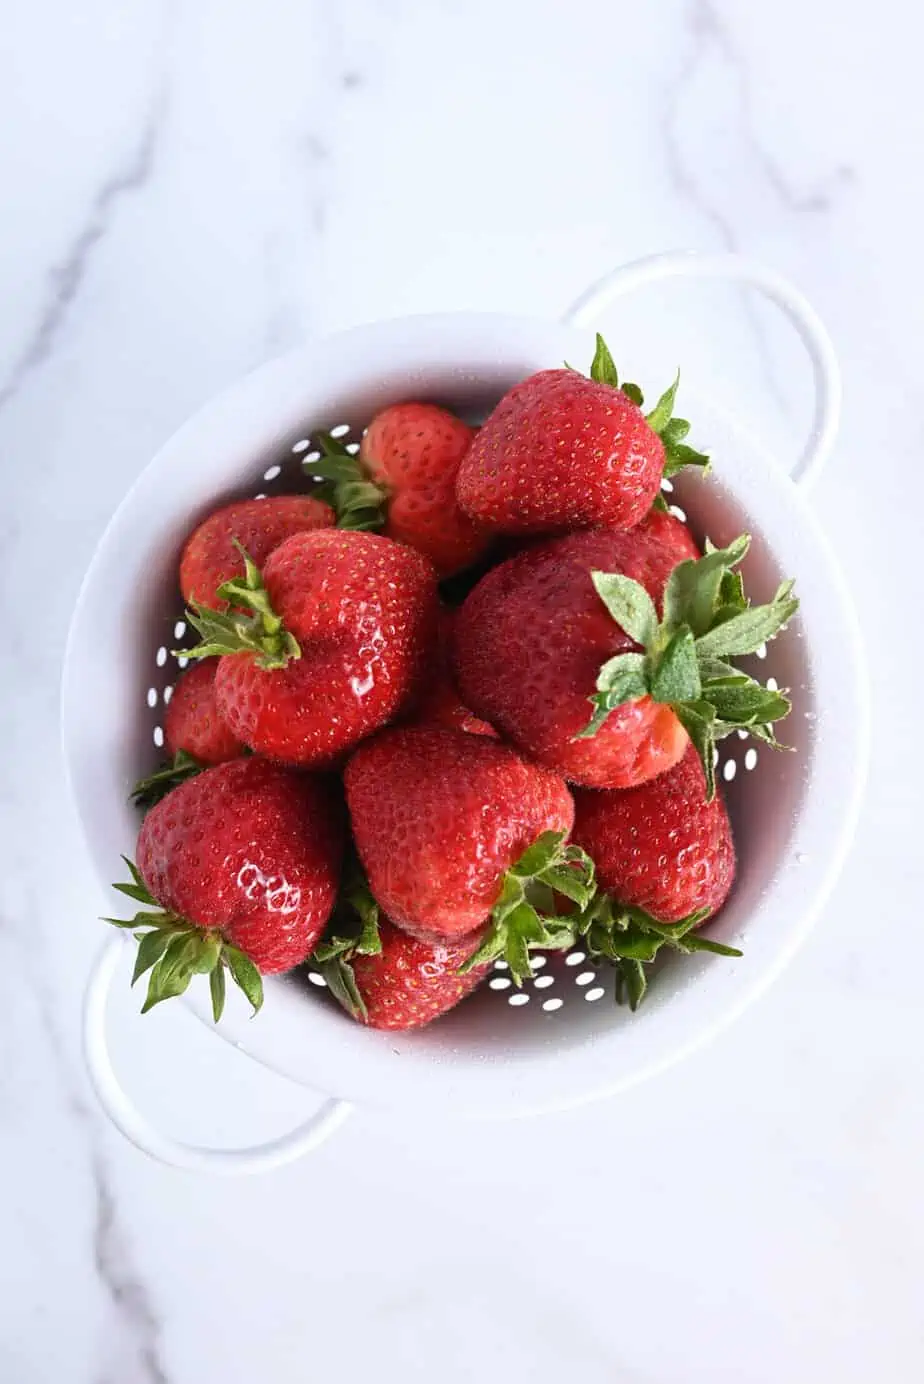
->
[153,726,164,748]
[534,975,554,990]
[744,748,758,770]
[669,505,687,522]
[254,493,267,501]
[494,960,509,971]
[661,478,674,493]
[308,972,327,987]
[263,464,281,481]
[163,685,174,704]
[575,971,595,986]
[176,655,189,670]
[766,676,779,690]
[329,423,350,438]
[755,643,767,659]
[489,977,512,991]
[584,987,605,1002]
[723,759,737,783]
[542,998,563,1012]
[305,450,321,465]
[156,646,168,667]
[565,951,586,966]
[292,439,311,454]
[173,620,186,641]
[146,688,158,708]
[508,993,530,1007]
[346,442,360,455]
[531,954,547,969]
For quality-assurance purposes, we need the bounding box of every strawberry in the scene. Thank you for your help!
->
[183,530,439,767]
[164,660,242,764]
[317,913,489,1031]
[456,335,708,535]
[344,726,594,981]
[131,661,245,807]
[571,748,740,1009]
[307,404,487,576]
[179,495,334,608]
[410,607,497,737]
[454,526,796,793]
[107,758,343,1019]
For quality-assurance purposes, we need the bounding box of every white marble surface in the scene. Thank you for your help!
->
[2,2,921,1380]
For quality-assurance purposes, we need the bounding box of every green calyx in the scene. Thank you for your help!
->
[575,892,742,1011]
[104,858,263,1021]
[130,749,203,808]
[588,334,710,484]
[459,830,596,986]
[577,533,799,798]
[306,431,388,532]
[309,864,383,1021]
[182,540,300,671]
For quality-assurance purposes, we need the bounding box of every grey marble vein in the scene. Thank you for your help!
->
[0,91,167,416]
[9,919,168,1384]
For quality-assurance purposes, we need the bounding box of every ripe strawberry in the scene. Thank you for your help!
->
[308,404,487,576]
[179,495,334,607]
[637,504,700,563]
[410,607,497,737]
[319,916,489,1031]
[571,748,740,1009]
[107,758,343,1019]
[164,660,242,764]
[344,726,593,980]
[456,335,708,535]
[454,526,796,793]
[184,530,439,767]
[573,747,735,923]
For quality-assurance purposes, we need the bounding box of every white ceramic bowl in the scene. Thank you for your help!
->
[64,255,868,1172]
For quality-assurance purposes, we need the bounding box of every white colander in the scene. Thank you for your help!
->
[64,253,867,1174]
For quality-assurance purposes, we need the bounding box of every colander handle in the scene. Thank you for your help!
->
[561,251,841,488]
[84,937,353,1174]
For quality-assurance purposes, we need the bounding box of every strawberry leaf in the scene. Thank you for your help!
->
[131,749,203,809]
[209,961,227,1023]
[131,929,173,986]
[224,946,264,1016]
[581,533,798,794]
[589,334,620,388]
[621,381,644,406]
[308,432,388,533]
[183,543,301,671]
[577,894,740,1010]
[459,832,595,985]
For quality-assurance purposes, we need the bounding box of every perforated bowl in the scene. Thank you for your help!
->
[64,254,867,1173]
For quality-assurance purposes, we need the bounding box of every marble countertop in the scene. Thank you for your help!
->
[2,2,920,1381]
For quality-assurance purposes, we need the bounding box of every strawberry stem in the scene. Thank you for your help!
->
[306,432,388,533]
[182,541,301,671]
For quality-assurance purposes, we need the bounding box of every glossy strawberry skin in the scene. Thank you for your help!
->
[453,526,690,789]
[344,726,574,941]
[636,505,700,563]
[349,918,489,1030]
[180,495,335,607]
[164,660,243,765]
[136,759,343,973]
[456,371,664,534]
[360,403,486,576]
[572,747,735,922]
[409,607,497,738]
[215,530,439,767]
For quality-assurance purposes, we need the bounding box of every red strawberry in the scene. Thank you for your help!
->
[180,495,334,607]
[322,917,489,1031]
[310,404,487,576]
[108,758,343,1018]
[570,748,739,1009]
[164,660,242,764]
[186,530,439,767]
[410,607,497,738]
[344,726,593,980]
[453,526,689,789]
[456,338,708,535]
[637,504,700,563]
[454,526,796,793]
[573,747,735,923]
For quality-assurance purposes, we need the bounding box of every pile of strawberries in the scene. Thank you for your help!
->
[110,337,797,1031]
